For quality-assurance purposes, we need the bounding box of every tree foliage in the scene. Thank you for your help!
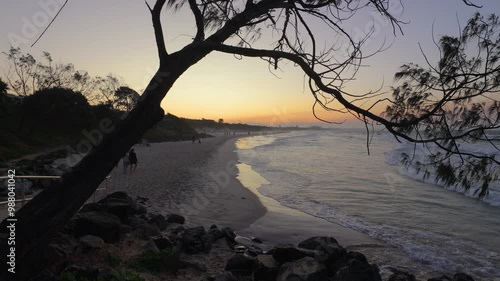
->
[23,87,93,132]
[385,13,500,197]
[1,48,128,105]
[114,86,140,112]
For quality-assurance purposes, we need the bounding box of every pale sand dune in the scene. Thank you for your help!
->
[94,134,267,230]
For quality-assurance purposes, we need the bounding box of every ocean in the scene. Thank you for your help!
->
[235,128,500,281]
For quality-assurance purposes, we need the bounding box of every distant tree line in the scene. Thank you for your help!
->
[1,47,140,110]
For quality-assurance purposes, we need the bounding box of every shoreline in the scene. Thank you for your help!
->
[93,133,267,231]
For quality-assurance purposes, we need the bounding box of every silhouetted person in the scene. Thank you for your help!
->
[192,135,195,144]
[129,148,138,174]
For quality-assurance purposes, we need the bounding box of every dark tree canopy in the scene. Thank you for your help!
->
[23,87,93,131]
[1,1,493,279]
[114,86,140,112]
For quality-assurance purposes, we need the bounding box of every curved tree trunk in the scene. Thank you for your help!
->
[0,50,209,279]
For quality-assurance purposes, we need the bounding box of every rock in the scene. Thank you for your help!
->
[98,192,139,223]
[78,235,105,250]
[143,239,160,254]
[254,255,280,281]
[100,191,130,201]
[276,256,328,281]
[234,245,246,254]
[226,235,238,250]
[73,211,122,243]
[181,226,206,254]
[428,276,452,281]
[298,236,347,266]
[333,251,382,281]
[31,270,58,281]
[245,245,264,257]
[235,236,254,247]
[252,236,264,243]
[44,234,78,269]
[270,243,308,264]
[148,213,168,230]
[127,216,147,229]
[206,227,225,241]
[136,195,149,204]
[153,236,173,250]
[79,202,106,213]
[201,272,238,281]
[453,273,474,281]
[167,213,185,224]
[389,269,417,281]
[183,258,208,272]
[60,265,99,281]
[135,203,147,215]
[225,254,257,275]
[133,223,161,240]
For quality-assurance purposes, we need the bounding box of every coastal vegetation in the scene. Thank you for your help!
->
[0,0,498,279]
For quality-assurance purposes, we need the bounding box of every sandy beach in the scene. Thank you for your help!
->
[94,134,267,231]
[95,133,377,248]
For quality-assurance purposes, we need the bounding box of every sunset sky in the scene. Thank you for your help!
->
[1,0,498,125]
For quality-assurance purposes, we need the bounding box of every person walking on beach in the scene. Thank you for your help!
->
[129,148,138,174]
[122,155,129,174]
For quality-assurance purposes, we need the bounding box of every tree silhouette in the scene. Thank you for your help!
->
[0,1,492,279]
[385,13,500,197]
[114,86,140,112]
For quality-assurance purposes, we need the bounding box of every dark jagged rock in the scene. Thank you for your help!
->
[154,236,173,250]
[251,236,264,244]
[201,272,238,281]
[143,239,160,254]
[79,202,106,213]
[245,245,264,257]
[428,276,452,281]
[167,213,186,224]
[223,227,238,250]
[269,243,308,264]
[59,265,99,281]
[181,226,207,254]
[253,255,280,281]
[298,236,340,250]
[100,191,130,201]
[135,203,147,215]
[133,223,161,240]
[224,254,257,275]
[136,195,149,204]
[298,236,347,269]
[333,251,382,281]
[43,234,78,271]
[389,269,417,281]
[453,273,475,281]
[97,192,139,223]
[207,227,225,241]
[127,216,147,229]
[276,256,328,281]
[30,270,58,281]
[72,211,122,243]
[148,213,168,230]
[78,235,105,250]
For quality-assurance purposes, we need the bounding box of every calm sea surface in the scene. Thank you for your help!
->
[236,128,500,281]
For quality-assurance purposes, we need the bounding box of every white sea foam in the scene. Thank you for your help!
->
[385,140,500,207]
